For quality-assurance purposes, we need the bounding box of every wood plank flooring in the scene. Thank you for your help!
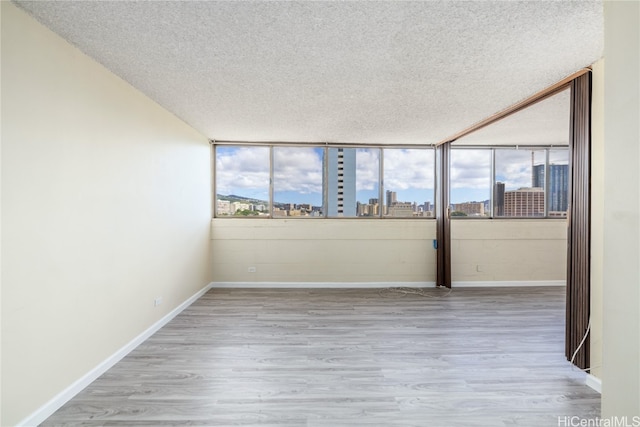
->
[41,287,600,426]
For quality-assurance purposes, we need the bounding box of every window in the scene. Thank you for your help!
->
[383,148,435,217]
[327,148,380,217]
[327,148,355,217]
[495,148,546,217]
[547,150,569,217]
[355,148,381,217]
[273,147,324,217]
[213,143,564,220]
[215,146,270,216]
[449,148,491,217]
[449,146,568,218]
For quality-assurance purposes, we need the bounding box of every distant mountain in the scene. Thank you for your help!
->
[231,194,263,202]
[217,194,266,203]
[216,194,288,209]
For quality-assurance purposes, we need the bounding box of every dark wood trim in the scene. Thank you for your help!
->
[565,72,592,369]
[436,68,591,147]
[436,143,451,288]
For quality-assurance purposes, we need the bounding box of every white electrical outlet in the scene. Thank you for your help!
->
[248,266,256,273]
[154,296,163,307]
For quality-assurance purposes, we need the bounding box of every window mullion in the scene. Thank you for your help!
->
[544,148,550,218]
[323,146,328,218]
[490,148,496,218]
[379,148,384,218]
[269,146,274,218]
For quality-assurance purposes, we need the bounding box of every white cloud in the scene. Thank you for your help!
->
[450,149,491,189]
[356,149,379,191]
[495,150,535,189]
[215,146,270,196]
[495,149,551,190]
[549,149,568,164]
[384,149,435,191]
[216,146,568,202]
[216,146,324,196]
[273,147,323,194]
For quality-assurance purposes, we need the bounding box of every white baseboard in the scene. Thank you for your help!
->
[452,280,566,287]
[211,281,436,288]
[211,280,565,289]
[586,374,602,394]
[17,279,571,425]
[17,282,214,427]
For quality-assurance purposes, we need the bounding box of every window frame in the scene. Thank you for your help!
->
[448,146,493,218]
[213,144,272,218]
[449,145,569,220]
[326,146,381,218]
[212,142,566,220]
[381,147,436,218]
[271,145,325,218]
[212,142,437,219]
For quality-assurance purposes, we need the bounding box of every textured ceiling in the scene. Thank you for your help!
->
[14,1,603,145]
[453,88,571,146]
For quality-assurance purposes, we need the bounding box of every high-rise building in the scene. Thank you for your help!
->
[494,182,505,216]
[357,201,378,216]
[385,190,397,213]
[387,202,414,217]
[504,187,544,216]
[216,199,231,215]
[353,198,379,217]
[230,202,251,213]
[453,201,485,216]
[533,163,569,213]
[327,148,356,216]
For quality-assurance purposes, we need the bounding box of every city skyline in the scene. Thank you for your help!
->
[215,146,568,214]
[215,146,435,208]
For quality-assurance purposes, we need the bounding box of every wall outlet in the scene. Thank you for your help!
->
[154,296,163,307]
[248,266,256,273]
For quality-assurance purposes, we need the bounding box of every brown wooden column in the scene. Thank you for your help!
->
[436,143,451,288]
[565,72,592,369]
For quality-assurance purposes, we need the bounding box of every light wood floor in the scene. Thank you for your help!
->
[42,287,600,426]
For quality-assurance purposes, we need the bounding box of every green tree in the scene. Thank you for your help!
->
[234,209,259,216]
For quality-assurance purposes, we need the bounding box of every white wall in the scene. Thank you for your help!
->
[590,58,604,382]
[211,218,566,285]
[601,1,640,418]
[0,3,4,424]
[451,220,567,284]
[211,219,437,284]
[1,3,211,425]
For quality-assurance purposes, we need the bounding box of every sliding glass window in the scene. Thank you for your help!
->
[449,149,492,217]
[273,147,324,217]
[449,146,568,219]
[547,149,569,218]
[494,148,546,217]
[326,148,380,217]
[215,146,270,216]
[383,148,435,217]
[214,144,436,219]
